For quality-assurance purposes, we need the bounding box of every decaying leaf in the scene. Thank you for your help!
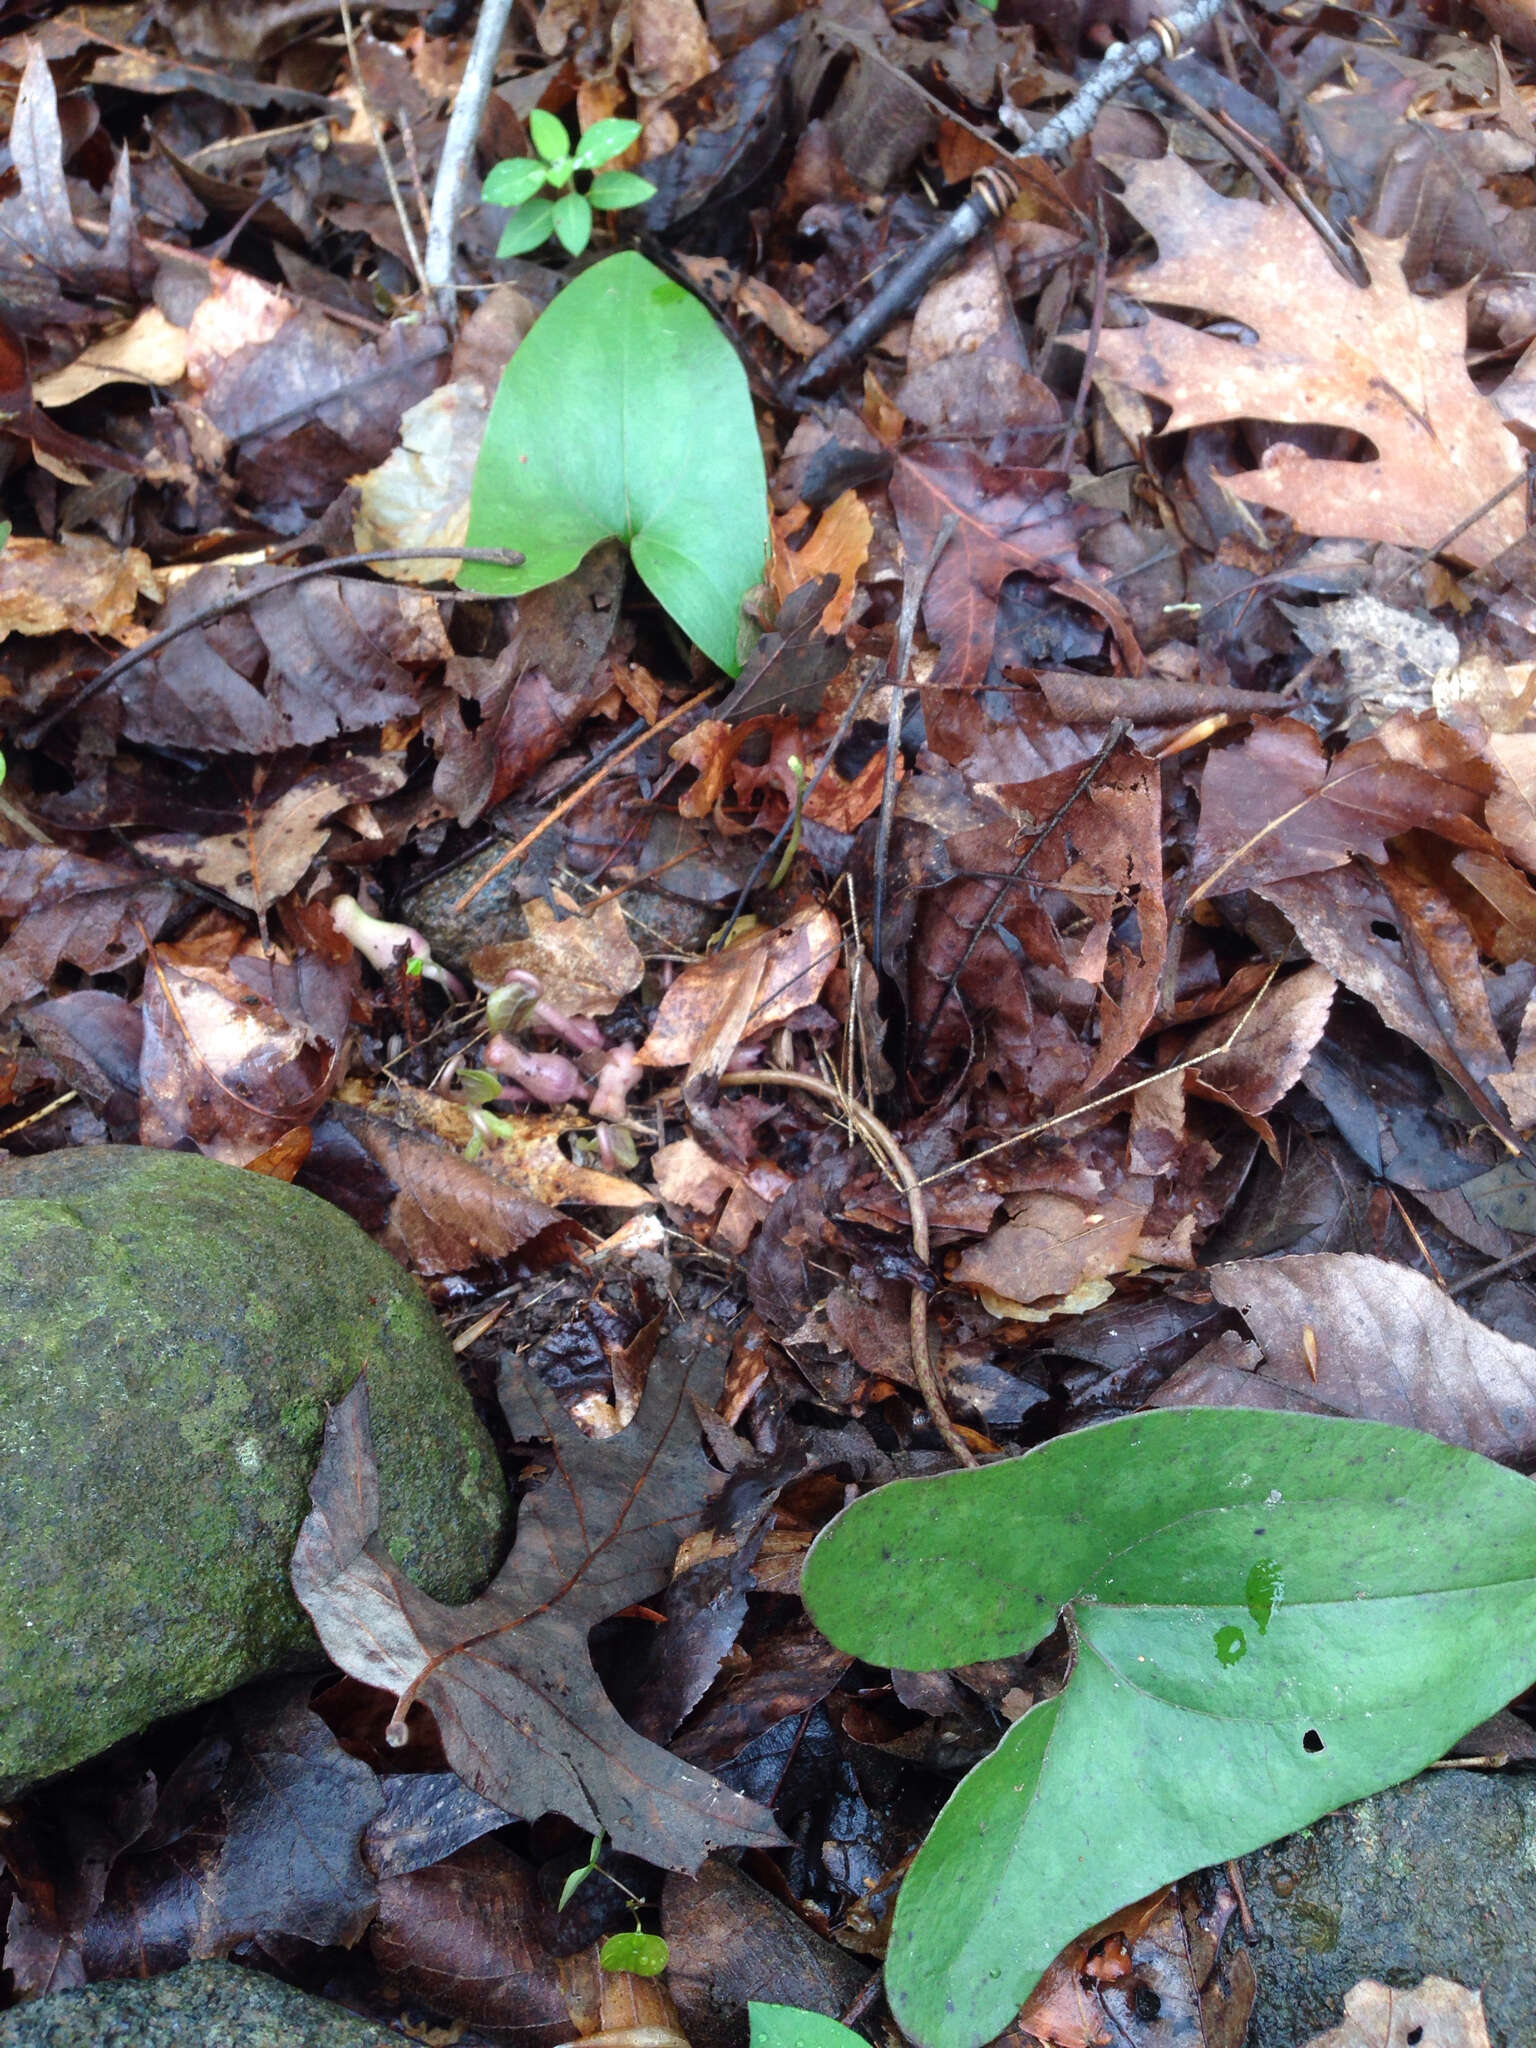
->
[639,903,841,1068]
[1084,154,1528,567]
[0,534,160,642]
[471,896,645,1018]
[327,1095,584,1272]
[136,757,408,912]
[0,851,178,1013]
[891,436,1135,693]
[1301,1975,1490,2048]
[114,567,452,753]
[1152,1252,1536,1459]
[291,1316,784,1869]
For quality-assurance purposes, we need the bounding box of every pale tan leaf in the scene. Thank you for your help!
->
[0,534,161,643]
[1302,1974,1490,2048]
[33,307,189,407]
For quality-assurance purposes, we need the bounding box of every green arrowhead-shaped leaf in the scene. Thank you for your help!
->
[800,1408,1536,2048]
[462,251,768,674]
[749,2006,866,2048]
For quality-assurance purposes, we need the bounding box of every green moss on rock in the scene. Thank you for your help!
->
[0,1146,510,1799]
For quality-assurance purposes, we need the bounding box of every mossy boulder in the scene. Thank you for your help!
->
[0,1146,510,1799]
[0,1960,398,2046]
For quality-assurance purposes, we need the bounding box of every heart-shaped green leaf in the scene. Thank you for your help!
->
[462,252,768,674]
[801,1409,1536,2048]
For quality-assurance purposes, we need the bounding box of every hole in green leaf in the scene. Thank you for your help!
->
[1302,1728,1325,1754]
[1213,1624,1247,1667]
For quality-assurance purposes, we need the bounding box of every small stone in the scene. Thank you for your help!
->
[1240,1770,1536,2048]
[0,1960,396,2045]
[0,1146,510,1799]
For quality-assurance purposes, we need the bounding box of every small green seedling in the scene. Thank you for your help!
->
[802,1408,1536,2048]
[600,1930,669,1976]
[558,1829,606,1911]
[483,112,656,259]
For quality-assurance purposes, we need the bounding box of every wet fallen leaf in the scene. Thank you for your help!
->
[292,1316,784,1868]
[771,489,872,635]
[1085,154,1527,567]
[0,534,160,642]
[0,851,178,1013]
[639,903,842,1068]
[136,757,408,912]
[892,435,1135,692]
[327,1095,584,1272]
[116,567,452,753]
[370,1840,569,2043]
[471,895,645,1017]
[139,937,343,1162]
[33,308,188,408]
[1301,1975,1490,2048]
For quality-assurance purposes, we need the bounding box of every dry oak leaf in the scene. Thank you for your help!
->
[292,1317,783,1870]
[1302,1975,1490,2048]
[0,533,160,642]
[1082,154,1527,569]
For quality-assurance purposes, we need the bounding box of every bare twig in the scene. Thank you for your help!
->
[720,1066,977,1467]
[790,0,1230,394]
[424,0,519,319]
[339,0,431,302]
[912,720,1129,1068]
[450,687,719,914]
[19,547,526,748]
[873,514,957,977]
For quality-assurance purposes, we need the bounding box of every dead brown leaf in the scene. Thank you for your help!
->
[770,489,872,636]
[139,937,344,1162]
[1084,154,1527,567]
[136,757,408,912]
[1152,1252,1536,1458]
[638,903,842,1068]
[1302,1975,1491,2048]
[0,535,160,643]
[470,896,645,1018]
[329,1094,584,1273]
[0,850,177,1012]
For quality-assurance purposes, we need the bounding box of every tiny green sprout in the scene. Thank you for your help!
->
[463,1105,518,1162]
[483,114,657,259]
[557,1830,606,1912]
[600,1930,669,1977]
[768,754,807,890]
[456,1067,504,1107]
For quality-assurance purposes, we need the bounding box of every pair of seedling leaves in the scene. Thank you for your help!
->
[461,250,768,675]
[296,1328,1536,2048]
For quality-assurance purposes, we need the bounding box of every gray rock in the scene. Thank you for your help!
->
[0,1146,510,1799]
[1241,1769,1536,2047]
[0,1961,395,2046]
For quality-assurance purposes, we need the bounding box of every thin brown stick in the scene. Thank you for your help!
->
[20,546,526,748]
[917,956,1285,1184]
[339,0,430,302]
[451,688,718,914]
[913,720,1129,1066]
[719,1066,977,1467]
